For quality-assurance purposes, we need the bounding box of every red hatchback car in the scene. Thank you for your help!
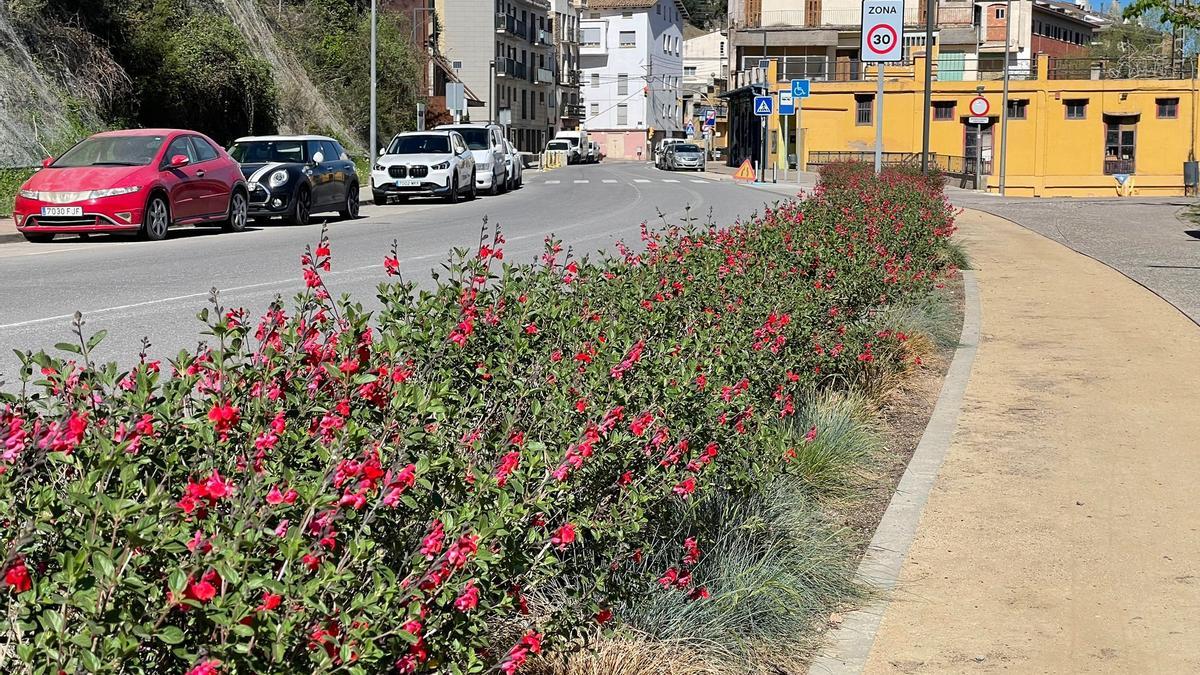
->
[12,129,248,243]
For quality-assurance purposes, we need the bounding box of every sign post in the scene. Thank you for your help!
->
[753,94,773,183]
[791,79,810,178]
[778,90,794,181]
[970,91,988,190]
[860,0,903,174]
[446,82,466,124]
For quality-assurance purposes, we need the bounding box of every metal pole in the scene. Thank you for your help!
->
[490,61,496,123]
[796,98,803,180]
[921,0,935,173]
[976,123,984,191]
[370,0,378,160]
[874,63,884,174]
[998,0,1012,195]
[783,111,789,181]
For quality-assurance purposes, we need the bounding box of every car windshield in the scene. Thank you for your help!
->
[547,142,570,151]
[676,144,701,153]
[449,128,490,150]
[557,137,579,147]
[387,134,451,154]
[228,141,306,164]
[52,135,166,167]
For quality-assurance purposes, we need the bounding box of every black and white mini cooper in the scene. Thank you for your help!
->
[228,135,359,225]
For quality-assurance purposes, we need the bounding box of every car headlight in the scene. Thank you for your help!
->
[269,169,289,187]
[19,189,39,200]
[88,186,142,199]
[478,161,492,170]
[432,161,450,170]
[374,163,386,171]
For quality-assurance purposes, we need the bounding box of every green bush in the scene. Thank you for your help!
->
[1,169,36,217]
[0,171,957,673]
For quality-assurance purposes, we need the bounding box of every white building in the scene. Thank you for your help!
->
[683,27,727,86]
[579,0,688,160]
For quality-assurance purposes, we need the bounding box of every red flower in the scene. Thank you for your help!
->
[684,537,702,566]
[551,522,576,549]
[804,426,818,443]
[689,586,711,600]
[257,591,282,612]
[4,558,31,594]
[184,569,221,604]
[384,256,401,276]
[630,412,654,437]
[420,520,445,559]
[524,323,538,334]
[658,567,679,588]
[595,608,613,625]
[494,451,521,486]
[184,659,222,675]
[207,402,240,436]
[618,470,633,486]
[454,580,479,612]
[673,477,696,498]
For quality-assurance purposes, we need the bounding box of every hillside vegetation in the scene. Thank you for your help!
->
[0,0,422,167]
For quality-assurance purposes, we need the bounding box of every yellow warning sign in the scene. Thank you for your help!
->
[732,159,756,182]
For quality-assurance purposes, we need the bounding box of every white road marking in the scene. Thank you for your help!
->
[690,179,709,183]
[574,180,589,184]
[662,179,680,183]
[601,179,618,184]
[634,179,651,183]
[546,180,561,184]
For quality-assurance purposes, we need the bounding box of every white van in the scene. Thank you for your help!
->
[553,130,589,164]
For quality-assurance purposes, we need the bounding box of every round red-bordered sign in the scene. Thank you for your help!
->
[969,96,990,116]
[865,24,898,56]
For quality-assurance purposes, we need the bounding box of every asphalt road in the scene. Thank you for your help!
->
[0,162,798,383]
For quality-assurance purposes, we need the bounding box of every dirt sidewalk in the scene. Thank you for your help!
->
[862,209,1200,673]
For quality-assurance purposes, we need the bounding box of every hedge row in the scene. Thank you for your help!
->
[0,166,957,674]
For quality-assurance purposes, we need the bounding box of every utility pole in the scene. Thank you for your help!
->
[920,0,935,173]
[370,0,378,160]
[998,0,1011,195]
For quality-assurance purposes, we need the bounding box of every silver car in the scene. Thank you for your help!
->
[666,143,705,171]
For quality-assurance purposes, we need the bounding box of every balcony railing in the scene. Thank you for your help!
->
[495,57,528,80]
[495,13,528,39]
[737,56,914,84]
[535,67,554,84]
[1104,158,1136,175]
[1048,56,1198,80]
[536,29,552,46]
[749,7,924,28]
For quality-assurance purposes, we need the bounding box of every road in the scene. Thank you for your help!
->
[0,162,797,382]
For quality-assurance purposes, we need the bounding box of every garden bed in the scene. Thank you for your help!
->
[0,163,962,674]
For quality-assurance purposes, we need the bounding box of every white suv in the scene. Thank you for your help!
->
[436,124,508,195]
[372,131,477,204]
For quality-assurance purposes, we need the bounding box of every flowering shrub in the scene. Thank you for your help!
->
[0,168,956,673]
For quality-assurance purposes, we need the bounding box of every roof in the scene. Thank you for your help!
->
[587,0,689,20]
[1033,0,1109,27]
[392,130,456,136]
[682,23,708,40]
[232,135,339,143]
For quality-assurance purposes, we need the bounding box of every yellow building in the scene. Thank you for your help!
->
[732,55,1199,197]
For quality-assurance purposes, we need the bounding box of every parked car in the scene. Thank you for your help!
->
[435,124,507,195]
[665,143,706,171]
[587,141,602,164]
[12,128,248,243]
[372,130,476,204]
[228,135,358,225]
[655,138,687,169]
[503,138,523,190]
[554,130,589,164]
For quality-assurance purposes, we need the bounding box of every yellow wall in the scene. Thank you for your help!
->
[767,55,1200,197]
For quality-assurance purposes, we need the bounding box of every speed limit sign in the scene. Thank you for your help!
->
[860,0,904,63]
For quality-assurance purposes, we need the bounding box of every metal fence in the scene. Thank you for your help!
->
[739,56,914,83]
[976,59,1038,81]
[752,6,924,27]
[1048,56,1198,80]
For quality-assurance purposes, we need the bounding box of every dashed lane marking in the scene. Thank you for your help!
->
[574,180,589,184]
[634,179,651,183]
[602,179,619,183]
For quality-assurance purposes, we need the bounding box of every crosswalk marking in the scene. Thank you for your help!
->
[545,180,560,184]
[634,179,651,183]
[690,179,709,183]
[574,180,589,184]
[602,179,618,183]
[662,179,680,183]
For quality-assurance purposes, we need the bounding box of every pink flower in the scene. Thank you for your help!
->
[273,519,290,537]
[683,537,701,566]
[658,567,679,588]
[384,256,401,276]
[494,451,521,486]
[804,426,818,443]
[551,522,576,549]
[207,402,239,436]
[454,580,479,612]
[4,558,31,593]
[184,659,222,675]
[673,477,696,498]
[448,534,480,568]
[420,520,445,559]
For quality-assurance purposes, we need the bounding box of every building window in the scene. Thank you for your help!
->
[617,103,628,125]
[855,94,873,125]
[1007,99,1028,119]
[1064,98,1087,119]
[622,10,632,17]
[521,90,527,119]
[618,73,629,95]
[1104,120,1136,174]
[591,73,599,87]
[619,31,636,47]
[933,101,955,120]
[590,102,599,118]
[684,66,697,76]
[1157,97,1179,119]
[581,27,600,46]
[995,7,1005,18]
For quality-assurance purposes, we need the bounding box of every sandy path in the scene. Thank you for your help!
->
[862,208,1200,673]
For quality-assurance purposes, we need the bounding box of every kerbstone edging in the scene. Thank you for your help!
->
[806,269,982,675]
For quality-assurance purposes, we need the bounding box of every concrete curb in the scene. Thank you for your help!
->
[806,269,982,675]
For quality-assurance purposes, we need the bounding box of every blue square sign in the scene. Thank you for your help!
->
[791,79,811,98]
[753,95,773,116]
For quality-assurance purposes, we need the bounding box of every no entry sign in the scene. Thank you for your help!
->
[860,0,904,63]
[969,96,990,117]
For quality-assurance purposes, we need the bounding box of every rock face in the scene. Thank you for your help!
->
[0,8,73,166]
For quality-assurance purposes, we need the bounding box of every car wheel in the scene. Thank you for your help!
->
[468,171,478,200]
[515,172,522,189]
[339,182,359,219]
[222,190,248,233]
[498,170,509,194]
[21,233,54,243]
[141,194,170,241]
[446,173,460,204]
[290,185,312,226]
[489,173,500,196]
[372,190,388,205]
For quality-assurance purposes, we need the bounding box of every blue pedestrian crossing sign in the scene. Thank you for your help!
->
[753,95,773,116]
[791,79,811,98]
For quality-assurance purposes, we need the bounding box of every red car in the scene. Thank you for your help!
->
[12,129,248,243]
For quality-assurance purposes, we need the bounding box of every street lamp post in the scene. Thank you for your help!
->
[920,0,935,173]
[370,0,378,161]
[998,0,1012,195]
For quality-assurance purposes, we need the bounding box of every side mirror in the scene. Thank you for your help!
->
[312,151,325,164]
[378,147,386,158]
[41,157,54,168]
[168,154,190,169]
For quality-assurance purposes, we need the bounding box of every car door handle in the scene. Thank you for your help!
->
[196,170,206,177]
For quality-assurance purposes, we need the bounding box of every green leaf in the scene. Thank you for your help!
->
[54,342,82,354]
[92,551,115,580]
[158,626,185,645]
[86,329,108,351]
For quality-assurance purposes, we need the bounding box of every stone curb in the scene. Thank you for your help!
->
[806,268,982,675]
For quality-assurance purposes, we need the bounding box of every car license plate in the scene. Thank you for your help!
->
[396,179,420,187]
[41,206,83,217]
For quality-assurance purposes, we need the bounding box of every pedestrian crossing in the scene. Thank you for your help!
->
[529,175,721,188]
